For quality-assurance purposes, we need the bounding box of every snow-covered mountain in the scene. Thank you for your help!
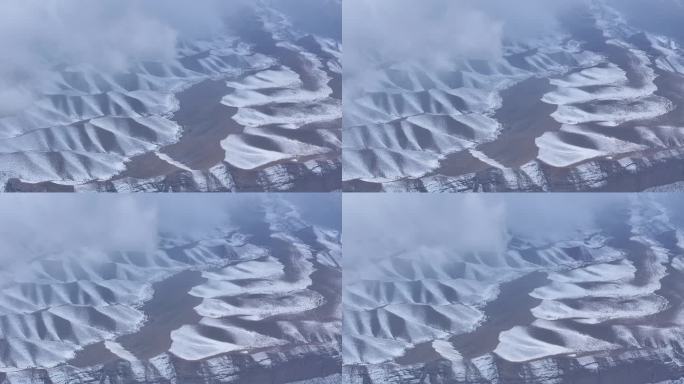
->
[343,195,684,383]
[343,0,684,192]
[0,1,341,192]
[0,196,341,383]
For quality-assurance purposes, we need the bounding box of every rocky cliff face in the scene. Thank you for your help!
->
[344,349,684,384]
[3,345,341,384]
[352,148,684,192]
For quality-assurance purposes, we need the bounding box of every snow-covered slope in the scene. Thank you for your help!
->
[0,1,341,192]
[343,0,684,192]
[0,197,341,383]
[344,196,684,383]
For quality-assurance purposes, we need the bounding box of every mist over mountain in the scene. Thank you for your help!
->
[0,0,341,192]
[344,194,684,383]
[343,0,684,193]
[0,0,194,114]
[343,0,575,96]
[0,194,342,383]
[343,194,621,271]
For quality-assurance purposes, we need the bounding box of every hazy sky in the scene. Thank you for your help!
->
[607,0,684,41]
[343,194,507,264]
[0,195,158,266]
[267,0,341,39]
[343,194,631,267]
[0,0,252,115]
[0,0,343,116]
[343,0,577,87]
[0,194,339,271]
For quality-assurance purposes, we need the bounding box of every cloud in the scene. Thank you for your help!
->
[475,0,576,40]
[503,194,626,243]
[0,0,340,116]
[606,0,684,41]
[0,0,250,116]
[343,0,502,76]
[343,194,627,271]
[267,0,342,39]
[0,193,339,281]
[343,194,508,267]
[0,194,275,267]
[285,193,342,230]
[0,195,158,269]
[154,194,252,237]
[343,0,580,97]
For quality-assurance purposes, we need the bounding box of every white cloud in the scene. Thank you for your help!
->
[0,194,279,270]
[0,0,248,116]
[0,195,158,267]
[343,0,503,77]
[343,194,508,266]
[343,0,580,98]
[343,194,627,270]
